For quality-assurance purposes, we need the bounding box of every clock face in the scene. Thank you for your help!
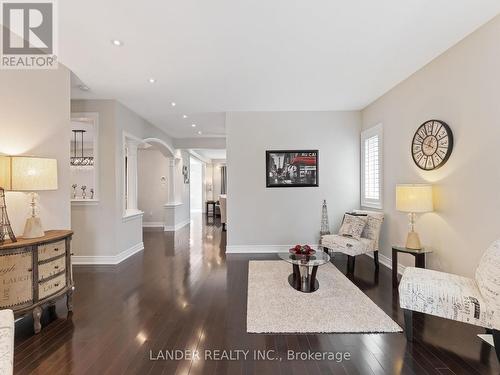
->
[411,120,453,171]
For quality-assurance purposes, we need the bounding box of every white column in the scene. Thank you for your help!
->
[167,157,176,204]
[125,140,140,211]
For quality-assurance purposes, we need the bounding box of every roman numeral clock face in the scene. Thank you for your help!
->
[412,120,453,170]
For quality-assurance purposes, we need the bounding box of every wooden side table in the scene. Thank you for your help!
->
[392,246,433,287]
[0,230,74,333]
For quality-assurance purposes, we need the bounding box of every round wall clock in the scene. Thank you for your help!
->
[411,120,453,171]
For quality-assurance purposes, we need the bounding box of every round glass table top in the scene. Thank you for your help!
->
[278,251,330,266]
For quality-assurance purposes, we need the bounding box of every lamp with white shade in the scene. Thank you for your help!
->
[0,156,58,238]
[396,184,433,250]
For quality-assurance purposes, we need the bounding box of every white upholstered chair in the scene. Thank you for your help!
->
[0,309,14,375]
[219,195,227,231]
[399,239,500,361]
[321,210,384,274]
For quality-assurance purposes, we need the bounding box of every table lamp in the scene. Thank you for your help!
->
[6,156,58,238]
[396,184,433,250]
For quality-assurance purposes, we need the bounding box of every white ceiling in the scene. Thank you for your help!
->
[193,149,227,161]
[63,1,500,138]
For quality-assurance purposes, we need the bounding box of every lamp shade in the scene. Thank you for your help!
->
[10,157,58,191]
[396,184,433,213]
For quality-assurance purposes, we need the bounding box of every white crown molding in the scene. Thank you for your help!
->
[73,242,144,265]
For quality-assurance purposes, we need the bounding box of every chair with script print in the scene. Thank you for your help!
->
[399,239,500,362]
[321,210,384,274]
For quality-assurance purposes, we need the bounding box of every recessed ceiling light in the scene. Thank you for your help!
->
[171,102,176,107]
[78,84,90,91]
[111,39,123,46]
[197,130,202,135]
[183,115,188,119]
[191,123,196,127]
[148,78,156,83]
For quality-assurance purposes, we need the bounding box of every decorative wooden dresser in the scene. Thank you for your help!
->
[0,230,74,333]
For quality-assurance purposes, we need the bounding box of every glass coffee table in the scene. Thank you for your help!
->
[278,251,331,293]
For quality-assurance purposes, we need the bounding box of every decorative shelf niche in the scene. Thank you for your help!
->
[70,113,99,203]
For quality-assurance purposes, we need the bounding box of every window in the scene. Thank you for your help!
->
[361,124,383,209]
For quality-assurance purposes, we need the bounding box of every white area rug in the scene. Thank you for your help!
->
[247,260,402,333]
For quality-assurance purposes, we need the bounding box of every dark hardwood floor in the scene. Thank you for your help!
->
[14,215,499,374]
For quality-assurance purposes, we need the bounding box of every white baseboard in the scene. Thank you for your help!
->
[73,242,144,265]
[164,219,190,232]
[478,334,495,347]
[142,221,164,228]
[227,244,406,275]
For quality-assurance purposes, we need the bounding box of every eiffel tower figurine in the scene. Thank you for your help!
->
[320,199,330,236]
[0,187,16,244]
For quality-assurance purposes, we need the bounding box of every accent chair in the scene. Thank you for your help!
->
[321,210,384,274]
[399,239,500,361]
[219,195,227,231]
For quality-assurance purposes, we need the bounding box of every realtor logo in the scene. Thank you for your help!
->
[1,0,57,69]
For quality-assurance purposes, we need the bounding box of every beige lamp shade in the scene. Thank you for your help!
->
[396,184,433,213]
[10,156,58,191]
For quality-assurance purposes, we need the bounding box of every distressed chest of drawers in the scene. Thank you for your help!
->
[0,230,74,333]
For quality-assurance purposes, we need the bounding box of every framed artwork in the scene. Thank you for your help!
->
[266,150,319,188]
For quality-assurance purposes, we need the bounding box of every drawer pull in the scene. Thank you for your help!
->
[54,265,59,269]
[54,283,60,287]
[54,248,59,251]
[27,268,32,272]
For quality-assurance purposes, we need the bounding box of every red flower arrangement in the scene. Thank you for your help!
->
[289,244,316,255]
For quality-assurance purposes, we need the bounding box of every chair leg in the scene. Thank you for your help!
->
[374,251,379,270]
[347,255,355,274]
[403,309,414,342]
[222,223,226,231]
[493,329,500,362]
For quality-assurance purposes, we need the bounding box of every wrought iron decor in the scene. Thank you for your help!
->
[0,187,16,243]
[71,129,94,167]
[320,199,330,235]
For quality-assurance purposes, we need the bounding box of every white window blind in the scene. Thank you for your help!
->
[361,124,383,208]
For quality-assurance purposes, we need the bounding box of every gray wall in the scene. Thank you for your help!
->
[0,66,71,235]
[70,99,177,261]
[226,111,361,251]
[362,15,500,277]
[70,100,117,257]
[138,148,169,224]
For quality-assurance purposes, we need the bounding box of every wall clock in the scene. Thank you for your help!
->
[411,120,453,171]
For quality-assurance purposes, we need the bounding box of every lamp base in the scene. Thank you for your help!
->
[405,231,422,250]
[23,217,45,239]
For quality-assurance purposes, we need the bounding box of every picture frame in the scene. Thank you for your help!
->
[266,150,319,188]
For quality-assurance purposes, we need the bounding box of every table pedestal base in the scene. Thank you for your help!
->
[288,264,319,293]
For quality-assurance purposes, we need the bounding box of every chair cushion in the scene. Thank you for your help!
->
[338,214,367,239]
[361,216,383,243]
[353,210,384,250]
[399,267,499,330]
[321,234,374,256]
